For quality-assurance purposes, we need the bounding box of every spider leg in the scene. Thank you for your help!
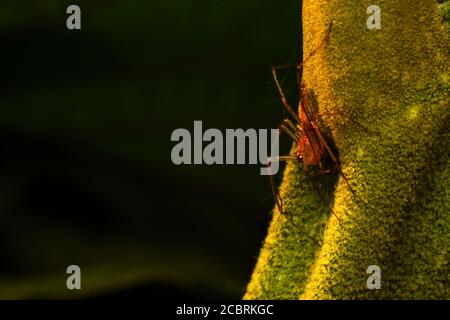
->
[311,121,368,205]
[272,21,332,80]
[265,156,322,247]
[296,22,333,85]
[298,83,368,207]
[280,122,300,142]
[310,120,338,163]
[271,66,303,126]
[271,19,332,127]
[312,110,374,135]
[306,173,342,223]
[336,162,368,206]
[272,21,333,127]
[282,118,301,138]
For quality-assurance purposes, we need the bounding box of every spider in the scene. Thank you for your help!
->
[266,23,366,245]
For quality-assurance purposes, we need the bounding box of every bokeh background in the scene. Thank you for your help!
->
[0,0,302,298]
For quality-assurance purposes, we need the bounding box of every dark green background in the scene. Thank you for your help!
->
[0,0,301,298]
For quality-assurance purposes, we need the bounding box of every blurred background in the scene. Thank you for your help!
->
[0,0,301,298]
